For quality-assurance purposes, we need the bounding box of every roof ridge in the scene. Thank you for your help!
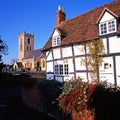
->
[61,1,116,25]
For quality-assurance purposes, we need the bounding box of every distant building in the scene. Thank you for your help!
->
[43,1,120,86]
[2,64,13,72]
[14,32,46,71]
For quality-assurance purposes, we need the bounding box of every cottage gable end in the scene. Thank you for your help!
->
[51,28,61,47]
[97,8,118,36]
[52,29,60,37]
[97,8,118,23]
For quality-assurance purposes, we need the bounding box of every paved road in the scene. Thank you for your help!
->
[0,87,55,120]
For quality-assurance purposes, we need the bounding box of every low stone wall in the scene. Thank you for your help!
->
[22,87,42,105]
[22,87,63,120]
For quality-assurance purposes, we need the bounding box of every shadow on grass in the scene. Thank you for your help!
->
[0,72,37,88]
[89,84,120,120]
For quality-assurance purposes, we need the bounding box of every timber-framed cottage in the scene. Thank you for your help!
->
[43,0,120,86]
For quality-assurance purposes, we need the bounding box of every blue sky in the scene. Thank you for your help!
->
[0,0,113,64]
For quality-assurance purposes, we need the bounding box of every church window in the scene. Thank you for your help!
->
[28,38,30,44]
[41,59,45,68]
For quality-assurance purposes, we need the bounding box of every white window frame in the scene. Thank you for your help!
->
[54,64,69,76]
[99,19,117,35]
[52,36,61,46]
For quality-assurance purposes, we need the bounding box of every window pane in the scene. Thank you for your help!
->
[55,65,59,74]
[28,38,30,44]
[55,64,69,76]
[60,65,63,75]
[57,37,60,45]
[64,64,69,75]
[100,23,107,34]
[52,38,56,46]
[52,36,61,46]
[108,20,115,32]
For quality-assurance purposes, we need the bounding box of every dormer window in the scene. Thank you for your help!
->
[99,19,117,35]
[52,36,61,46]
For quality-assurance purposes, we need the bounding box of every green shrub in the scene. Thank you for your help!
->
[89,81,120,120]
[37,80,63,109]
[58,77,97,119]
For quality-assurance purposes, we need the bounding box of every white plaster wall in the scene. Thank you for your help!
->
[87,72,93,82]
[76,73,88,82]
[64,74,75,81]
[99,11,115,23]
[86,43,90,54]
[52,30,59,37]
[46,62,53,72]
[54,74,74,82]
[68,58,74,73]
[75,57,86,70]
[54,59,74,73]
[73,45,85,56]
[100,74,114,84]
[86,39,106,54]
[109,36,120,53]
[99,57,114,84]
[53,48,61,59]
[62,47,72,57]
[115,56,120,86]
[46,51,53,61]
[102,38,107,54]
[54,60,63,65]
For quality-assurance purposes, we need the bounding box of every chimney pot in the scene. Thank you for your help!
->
[56,6,66,27]
[58,5,61,11]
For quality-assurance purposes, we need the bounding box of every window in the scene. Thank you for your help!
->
[100,23,107,34]
[20,39,23,51]
[108,20,115,32]
[27,46,28,51]
[54,64,69,75]
[104,63,112,69]
[99,19,116,35]
[64,64,69,75]
[28,38,30,44]
[52,36,61,46]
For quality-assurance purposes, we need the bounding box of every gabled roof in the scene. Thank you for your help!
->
[24,48,44,59]
[50,27,66,38]
[43,1,120,51]
[96,7,119,24]
[15,62,23,68]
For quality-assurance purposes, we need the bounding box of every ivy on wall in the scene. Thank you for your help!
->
[81,39,105,80]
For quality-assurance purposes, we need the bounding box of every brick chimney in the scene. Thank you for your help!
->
[56,5,66,27]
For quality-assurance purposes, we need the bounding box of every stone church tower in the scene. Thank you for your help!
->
[18,32,34,61]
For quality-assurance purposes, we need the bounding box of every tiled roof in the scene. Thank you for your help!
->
[24,49,44,59]
[43,1,120,50]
